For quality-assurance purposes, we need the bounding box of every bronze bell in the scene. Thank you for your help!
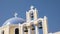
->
[30,12,34,19]
[31,25,35,30]
[38,22,42,29]
[24,26,28,32]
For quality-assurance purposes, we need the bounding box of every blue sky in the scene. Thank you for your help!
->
[0,0,60,33]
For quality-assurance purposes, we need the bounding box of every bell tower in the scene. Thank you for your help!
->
[26,5,38,22]
[26,5,48,34]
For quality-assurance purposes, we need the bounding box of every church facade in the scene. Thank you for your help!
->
[0,6,48,34]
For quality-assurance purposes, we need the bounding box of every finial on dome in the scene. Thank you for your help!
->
[30,5,34,9]
[14,12,18,18]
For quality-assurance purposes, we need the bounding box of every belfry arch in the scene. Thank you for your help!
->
[15,28,19,34]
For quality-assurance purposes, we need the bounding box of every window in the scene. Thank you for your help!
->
[2,31,4,34]
[15,28,19,34]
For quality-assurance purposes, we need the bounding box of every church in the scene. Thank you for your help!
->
[0,6,48,34]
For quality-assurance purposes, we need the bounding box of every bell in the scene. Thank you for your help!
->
[38,22,42,29]
[31,25,35,30]
[31,15,34,18]
[30,11,34,20]
[24,27,28,32]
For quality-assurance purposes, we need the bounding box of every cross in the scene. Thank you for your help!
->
[14,12,18,18]
[30,5,34,9]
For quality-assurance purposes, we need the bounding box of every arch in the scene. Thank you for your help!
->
[38,21,42,29]
[15,28,19,34]
[24,26,28,32]
[30,11,34,20]
[31,24,35,30]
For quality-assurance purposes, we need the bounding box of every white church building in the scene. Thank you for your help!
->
[0,6,60,34]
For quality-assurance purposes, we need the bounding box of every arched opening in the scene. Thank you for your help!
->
[38,20,42,29]
[38,20,43,34]
[15,28,19,34]
[24,26,28,32]
[31,24,35,30]
[30,11,34,20]
[2,31,4,34]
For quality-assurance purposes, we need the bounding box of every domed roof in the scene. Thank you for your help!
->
[3,13,25,26]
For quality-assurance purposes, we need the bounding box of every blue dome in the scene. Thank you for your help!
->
[3,17,25,26]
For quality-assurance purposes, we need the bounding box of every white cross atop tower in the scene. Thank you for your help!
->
[14,12,18,18]
[30,5,34,9]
